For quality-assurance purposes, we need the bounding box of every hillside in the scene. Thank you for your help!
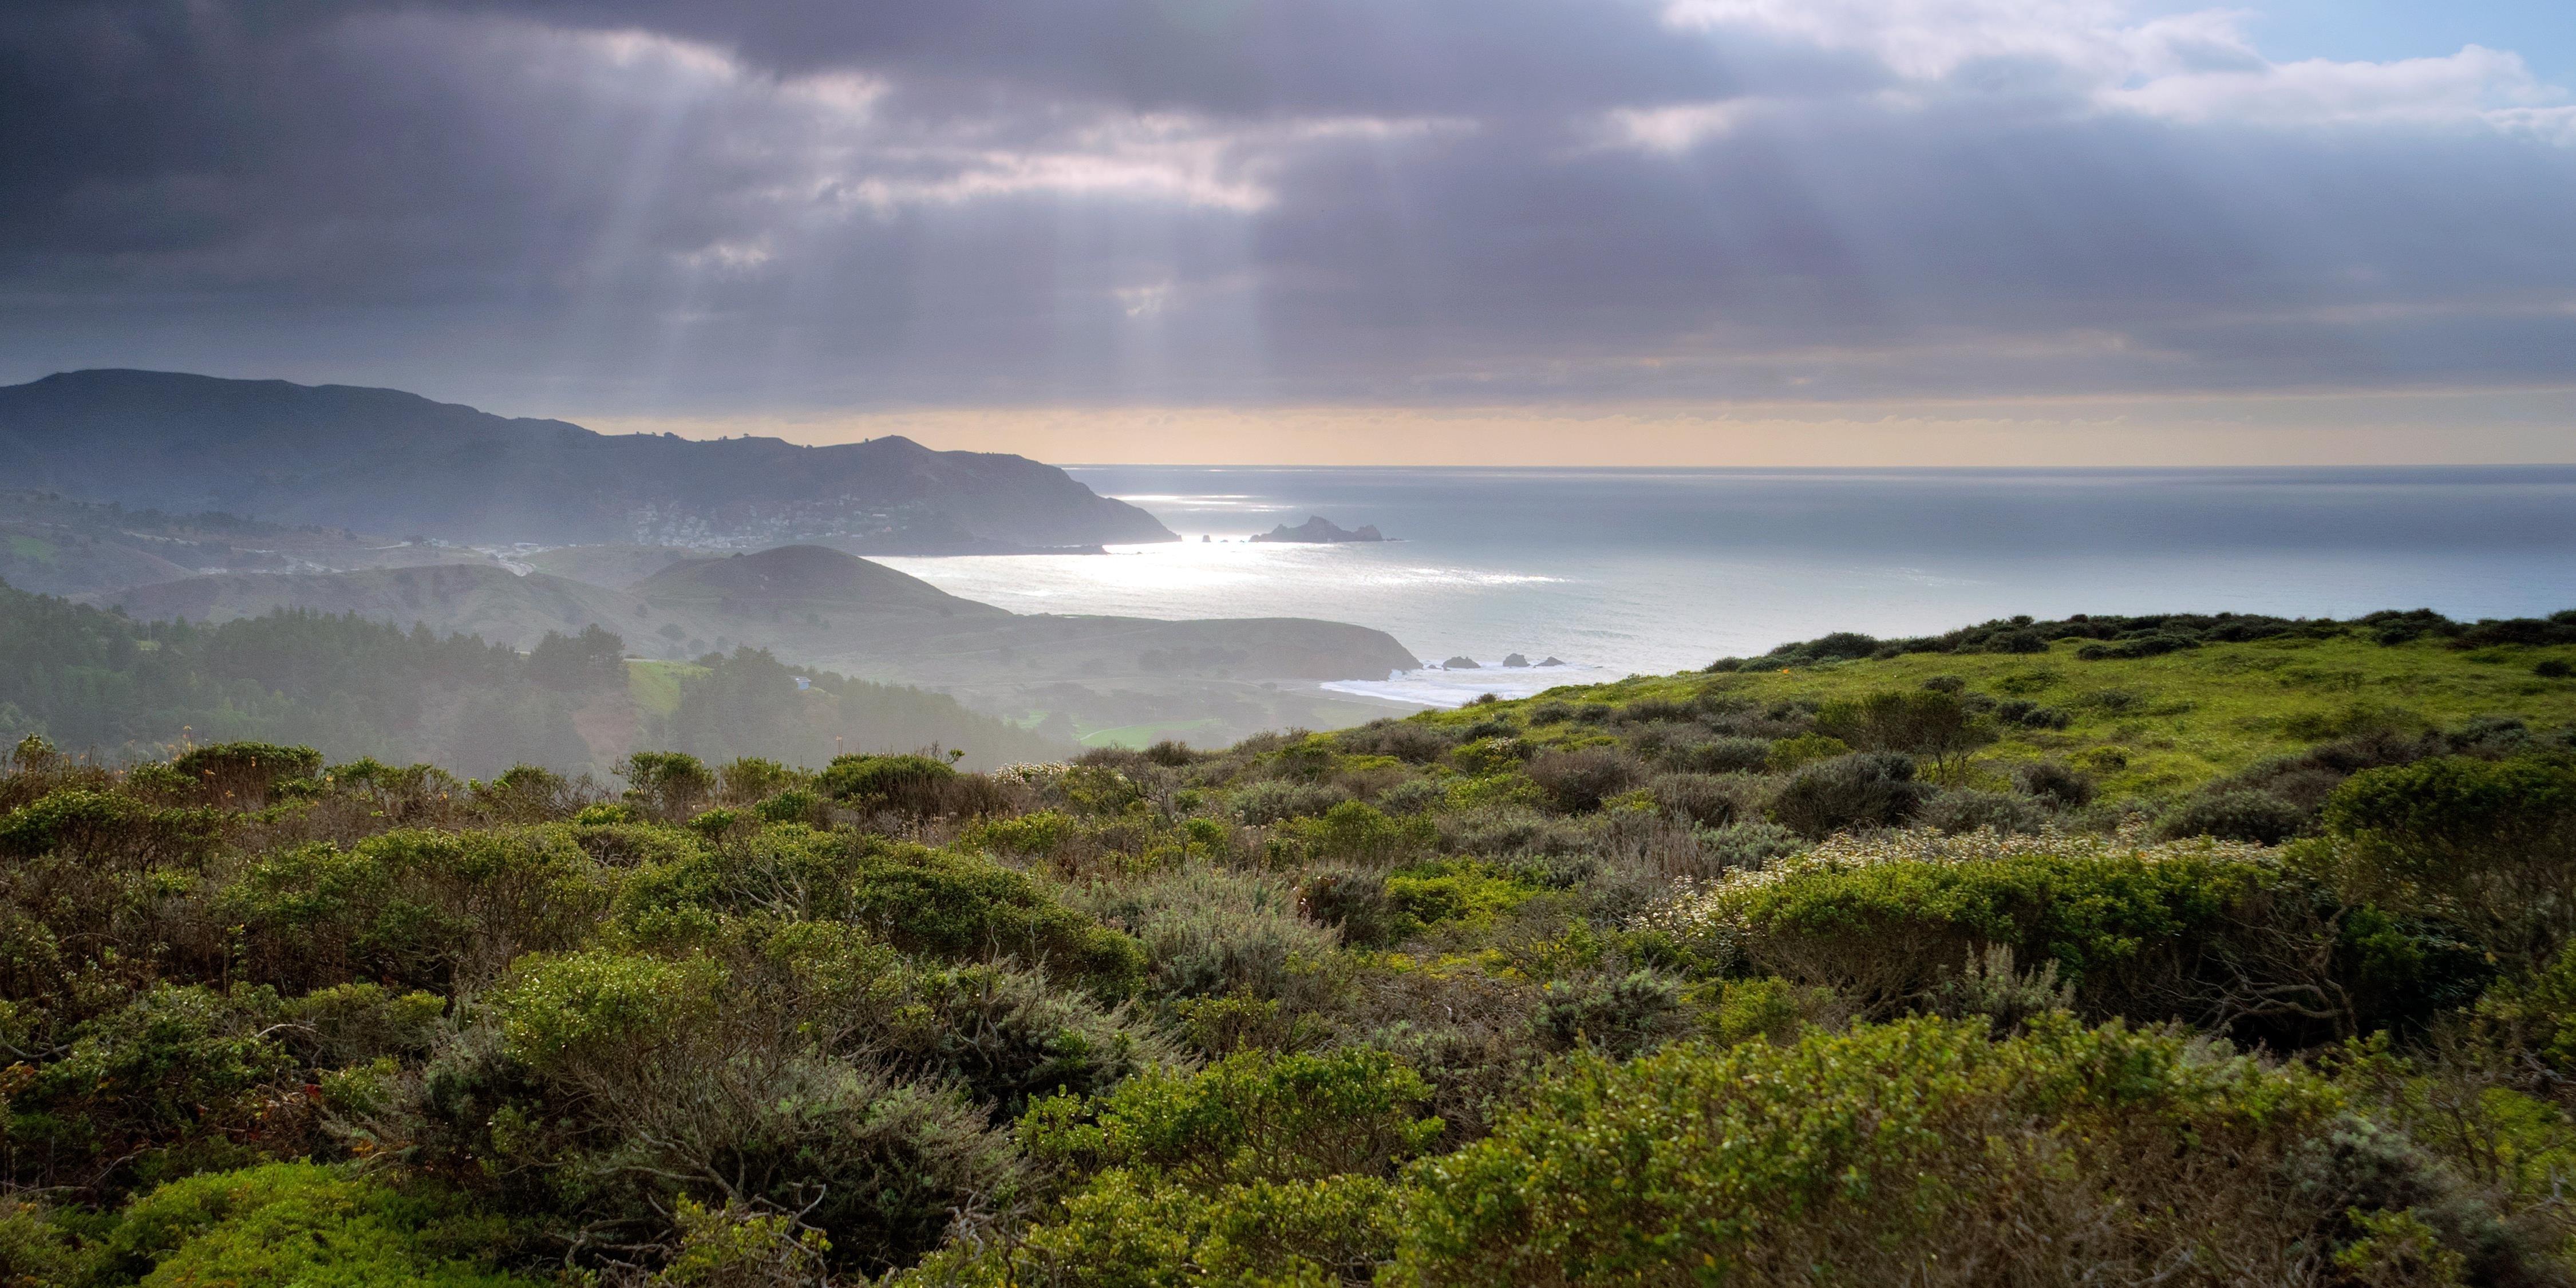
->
[0,579,1066,773]
[0,489,521,596]
[93,544,1425,745]
[0,369,1176,550]
[7,606,2576,1285]
[1524,609,2576,801]
[632,543,1004,619]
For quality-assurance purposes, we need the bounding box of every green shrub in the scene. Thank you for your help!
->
[0,788,223,867]
[1919,787,2051,835]
[2013,759,2094,807]
[103,1162,528,1287]
[1382,859,1546,941]
[490,949,729,1067]
[2160,788,2309,844]
[1643,829,2365,1037]
[1768,751,1927,839]
[1231,778,1349,825]
[617,750,716,821]
[1644,771,1738,827]
[1024,1046,1441,1190]
[1532,969,1686,1057]
[1526,746,1643,812]
[1395,1016,2437,1286]
[650,1197,829,1287]
[0,1196,89,1287]
[1664,735,1771,775]
[846,844,1144,993]
[1693,819,1807,871]
[1072,865,1335,1001]
[221,826,611,989]
[1814,690,1995,777]
[10,985,294,1194]
[820,752,958,817]
[440,951,1021,1278]
[1270,799,1435,866]
[169,741,324,806]
[2313,755,2576,961]
[891,963,1163,1117]
[908,1168,1402,1288]
[911,1048,1438,1286]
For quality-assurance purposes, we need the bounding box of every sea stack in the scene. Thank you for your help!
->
[1250,515,1387,544]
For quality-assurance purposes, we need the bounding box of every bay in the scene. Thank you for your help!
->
[875,466,2576,708]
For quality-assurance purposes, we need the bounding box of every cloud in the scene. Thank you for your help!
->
[0,0,2571,420]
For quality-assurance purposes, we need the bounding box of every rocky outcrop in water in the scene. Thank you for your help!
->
[1250,515,1385,544]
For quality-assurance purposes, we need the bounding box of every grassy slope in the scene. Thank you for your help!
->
[1430,629,2576,801]
[625,658,705,718]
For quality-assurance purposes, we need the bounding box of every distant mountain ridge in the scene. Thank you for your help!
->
[0,370,1176,551]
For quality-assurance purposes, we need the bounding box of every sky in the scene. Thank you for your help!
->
[3,0,2575,464]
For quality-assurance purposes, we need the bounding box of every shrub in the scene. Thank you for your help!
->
[1299,869,1401,950]
[1994,698,2073,729]
[1662,734,1771,774]
[1337,720,1452,764]
[1231,778,1349,825]
[169,741,324,806]
[892,964,1164,1117]
[841,845,1145,993]
[1396,1016,2453,1286]
[221,826,612,990]
[2313,755,2576,961]
[818,752,964,816]
[0,788,224,867]
[1526,746,1643,812]
[1763,733,1850,773]
[2076,633,2199,660]
[1991,628,2049,653]
[1919,788,2052,836]
[101,1163,527,1287]
[1693,820,1806,871]
[0,1196,88,1286]
[1072,865,1336,1001]
[1532,969,1686,1057]
[1768,752,1926,839]
[650,1198,829,1288]
[457,948,1025,1277]
[1375,777,1449,815]
[1024,1046,1442,1189]
[2159,788,2309,844]
[1640,829,2362,1037]
[1815,690,1996,777]
[917,1049,1434,1279]
[617,750,716,821]
[11,985,295,1192]
[2539,659,2573,679]
[1382,859,1547,941]
[1269,800,1435,868]
[1644,772,1738,827]
[2013,759,2095,807]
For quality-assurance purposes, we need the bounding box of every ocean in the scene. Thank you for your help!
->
[875,467,2576,708]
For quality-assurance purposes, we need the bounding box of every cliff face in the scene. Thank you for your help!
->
[0,370,1177,551]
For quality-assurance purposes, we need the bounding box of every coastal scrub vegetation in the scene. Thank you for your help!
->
[3,608,2576,1283]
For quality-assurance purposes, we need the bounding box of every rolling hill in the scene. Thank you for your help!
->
[92,545,1426,745]
[0,370,1176,551]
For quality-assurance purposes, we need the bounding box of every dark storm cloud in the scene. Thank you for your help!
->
[1,0,2573,412]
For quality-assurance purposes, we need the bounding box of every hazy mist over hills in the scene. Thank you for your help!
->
[0,372,1424,757]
